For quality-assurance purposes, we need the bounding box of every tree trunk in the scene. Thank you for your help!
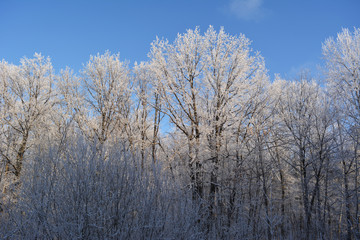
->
[343,163,353,240]
[14,131,29,177]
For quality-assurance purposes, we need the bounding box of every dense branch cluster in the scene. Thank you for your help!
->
[0,27,359,239]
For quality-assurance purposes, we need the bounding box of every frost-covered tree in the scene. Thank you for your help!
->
[201,26,268,231]
[47,68,80,153]
[323,27,360,239]
[150,26,268,235]
[272,74,335,239]
[150,27,206,201]
[132,62,163,168]
[75,51,131,146]
[0,54,55,177]
[323,28,360,124]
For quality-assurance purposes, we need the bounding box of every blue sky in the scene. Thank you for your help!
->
[0,0,359,79]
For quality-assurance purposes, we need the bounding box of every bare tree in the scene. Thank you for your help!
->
[0,54,55,177]
[150,27,206,202]
[273,74,334,239]
[150,27,268,236]
[323,27,360,239]
[75,51,131,147]
[201,26,268,232]
[132,62,163,168]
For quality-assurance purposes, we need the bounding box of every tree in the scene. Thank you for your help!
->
[132,62,163,168]
[150,27,206,202]
[75,51,131,147]
[323,28,360,123]
[201,26,268,231]
[273,74,334,239]
[150,26,268,234]
[323,27,360,240]
[0,54,55,177]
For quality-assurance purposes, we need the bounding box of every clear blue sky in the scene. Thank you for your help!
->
[0,0,359,79]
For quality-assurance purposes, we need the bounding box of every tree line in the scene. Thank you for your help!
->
[0,26,359,239]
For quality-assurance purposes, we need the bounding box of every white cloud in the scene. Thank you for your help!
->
[228,0,266,21]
